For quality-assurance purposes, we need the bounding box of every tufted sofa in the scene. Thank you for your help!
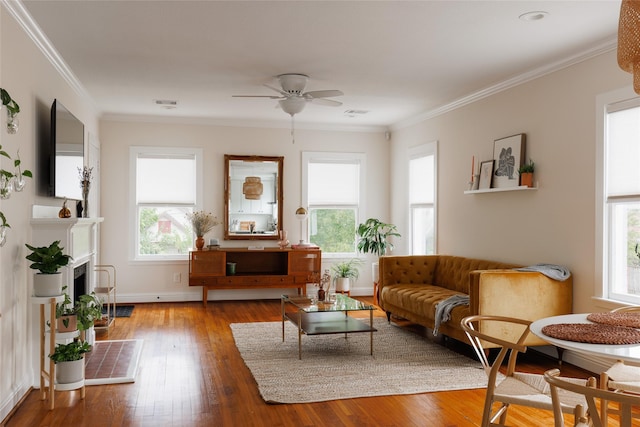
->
[378,255,573,347]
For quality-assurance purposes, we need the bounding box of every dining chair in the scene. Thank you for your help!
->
[599,305,640,424]
[545,368,640,427]
[461,315,590,427]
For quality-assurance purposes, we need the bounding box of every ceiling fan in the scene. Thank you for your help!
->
[233,73,343,116]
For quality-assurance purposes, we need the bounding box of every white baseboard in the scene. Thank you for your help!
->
[533,345,625,374]
[0,380,31,424]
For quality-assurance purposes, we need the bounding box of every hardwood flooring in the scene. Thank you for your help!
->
[3,298,599,427]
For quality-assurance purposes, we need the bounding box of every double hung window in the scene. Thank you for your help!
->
[409,143,437,255]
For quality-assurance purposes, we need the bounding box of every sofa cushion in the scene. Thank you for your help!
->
[381,283,466,324]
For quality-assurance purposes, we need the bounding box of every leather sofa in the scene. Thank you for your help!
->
[378,255,573,347]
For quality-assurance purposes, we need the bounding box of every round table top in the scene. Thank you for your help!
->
[530,313,640,363]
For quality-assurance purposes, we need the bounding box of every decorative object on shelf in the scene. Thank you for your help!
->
[618,0,640,94]
[49,339,91,384]
[330,258,364,292]
[295,207,311,246]
[478,160,494,190]
[25,240,73,296]
[76,200,83,218]
[518,159,535,188]
[492,133,526,189]
[278,230,289,249]
[1,88,20,134]
[468,155,480,190]
[226,262,237,275]
[242,176,263,199]
[0,213,8,248]
[186,210,219,250]
[58,198,72,218]
[78,166,93,218]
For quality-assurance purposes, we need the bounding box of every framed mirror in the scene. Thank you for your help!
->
[224,155,283,240]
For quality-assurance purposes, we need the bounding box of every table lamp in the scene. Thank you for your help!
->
[295,207,311,246]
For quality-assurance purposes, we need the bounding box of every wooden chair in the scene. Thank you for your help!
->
[461,315,590,427]
[545,368,640,427]
[599,305,640,424]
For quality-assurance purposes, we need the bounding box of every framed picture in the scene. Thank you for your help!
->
[492,133,526,189]
[478,160,494,189]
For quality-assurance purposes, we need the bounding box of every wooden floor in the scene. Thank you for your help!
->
[3,298,599,427]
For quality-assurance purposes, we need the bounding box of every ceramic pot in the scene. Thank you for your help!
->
[33,273,63,297]
[334,277,351,292]
[520,172,534,188]
[195,236,205,250]
[56,358,85,384]
[57,315,78,333]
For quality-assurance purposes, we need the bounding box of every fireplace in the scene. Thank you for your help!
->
[73,262,88,303]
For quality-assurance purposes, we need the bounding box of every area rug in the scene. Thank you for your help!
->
[103,305,135,318]
[230,318,490,404]
[85,339,143,385]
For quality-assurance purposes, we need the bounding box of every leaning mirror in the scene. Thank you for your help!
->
[224,155,283,240]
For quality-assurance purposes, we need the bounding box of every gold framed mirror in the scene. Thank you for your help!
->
[224,155,283,240]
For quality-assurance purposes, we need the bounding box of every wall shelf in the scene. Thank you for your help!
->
[464,185,537,195]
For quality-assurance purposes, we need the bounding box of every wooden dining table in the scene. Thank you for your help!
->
[530,313,640,363]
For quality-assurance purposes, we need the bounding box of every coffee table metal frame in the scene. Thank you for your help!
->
[281,294,377,359]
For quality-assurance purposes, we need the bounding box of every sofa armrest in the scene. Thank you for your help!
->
[469,270,573,345]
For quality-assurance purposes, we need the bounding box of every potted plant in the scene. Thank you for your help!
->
[49,339,91,384]
[25,240,73,297]
[330,258,364,292]
[55,287,77,333]
[356,218,401,285]
[75,291,103,332]
[518,159,535,188]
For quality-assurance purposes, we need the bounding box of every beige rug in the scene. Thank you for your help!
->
[231,318,489,403]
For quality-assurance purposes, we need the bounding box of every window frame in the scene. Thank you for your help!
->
[596,86,640,303]
[301,151,366,259]
[129,146,203,262]
[408,142,438,255]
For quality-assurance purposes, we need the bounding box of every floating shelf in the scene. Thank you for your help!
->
[464,185,537,194]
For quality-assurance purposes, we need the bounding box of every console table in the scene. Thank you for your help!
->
[189,248,321,307]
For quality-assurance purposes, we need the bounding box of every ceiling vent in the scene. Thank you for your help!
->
[154,99,178,109]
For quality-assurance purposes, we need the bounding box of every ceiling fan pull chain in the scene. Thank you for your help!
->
[291,114,295,144]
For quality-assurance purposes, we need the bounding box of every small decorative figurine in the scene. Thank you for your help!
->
[58,198,71,218]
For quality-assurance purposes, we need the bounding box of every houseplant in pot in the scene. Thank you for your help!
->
[330,258,364,292]
[75,291,103,332]
[518,159,535,188]
[356,218,401,285]
[54,287,77,333]
[25,240,73,297]
[49,338,91,384]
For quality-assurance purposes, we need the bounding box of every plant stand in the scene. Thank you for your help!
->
[31,295,85,410]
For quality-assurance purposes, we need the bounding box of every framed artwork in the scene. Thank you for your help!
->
[492,133,526,189]
[478,160,494,189]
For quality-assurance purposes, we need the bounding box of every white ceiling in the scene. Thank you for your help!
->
[17,0,622,131]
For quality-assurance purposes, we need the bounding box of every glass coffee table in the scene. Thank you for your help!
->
[281,294,377,359]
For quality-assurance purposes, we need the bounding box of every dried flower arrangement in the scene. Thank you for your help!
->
[186,210,219,237]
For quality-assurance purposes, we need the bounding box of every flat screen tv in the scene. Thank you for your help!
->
[50,99,84,200]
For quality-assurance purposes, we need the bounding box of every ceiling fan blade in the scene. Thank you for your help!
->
[304,90,343,99]
[232,95,283,99]
[264,84,289,96]
[310,98,342,107]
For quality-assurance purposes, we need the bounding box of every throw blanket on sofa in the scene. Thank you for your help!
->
[433,294,469,336]
[515,264,571,281]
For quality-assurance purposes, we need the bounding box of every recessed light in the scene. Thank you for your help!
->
[519,11,548,21]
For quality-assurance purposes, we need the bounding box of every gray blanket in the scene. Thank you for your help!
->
[515,263,571,281]
[433,294,469,336]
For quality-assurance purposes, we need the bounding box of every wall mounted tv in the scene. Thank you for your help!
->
[50,99,84,200]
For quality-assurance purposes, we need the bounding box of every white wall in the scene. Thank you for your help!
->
[99,120,389,302]
[0,5,100,422]
[390,49,630,317]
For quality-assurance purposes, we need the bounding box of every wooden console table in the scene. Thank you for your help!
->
[189,248,321,307]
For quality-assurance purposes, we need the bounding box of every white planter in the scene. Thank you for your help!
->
[33,273,63,297]
[372,261,380,284]
[334,277,351,292]
[55,358,85,384]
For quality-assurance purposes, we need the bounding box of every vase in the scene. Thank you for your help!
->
[82,182,90,218]
[278,230,289,249]
[318,288,326,302]
[195,236,205,250]
[520,172,534,188]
